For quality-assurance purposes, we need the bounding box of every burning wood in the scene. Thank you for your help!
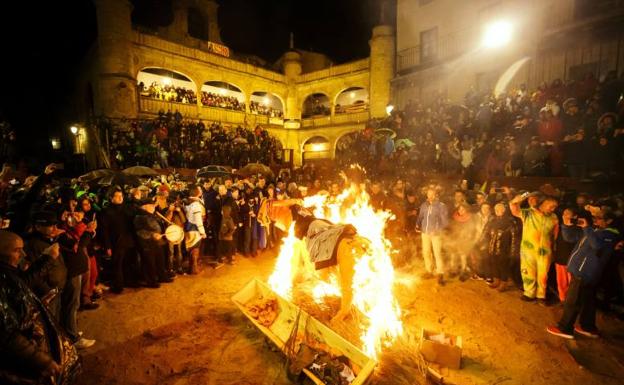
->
[268,182,403,359]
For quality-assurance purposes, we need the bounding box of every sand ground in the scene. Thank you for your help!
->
[75,250,624,385]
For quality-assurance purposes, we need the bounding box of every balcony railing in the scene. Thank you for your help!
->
[299,58,370,83]
[139,97,369,128]
[301,111,369,127]
[397,29,475,73]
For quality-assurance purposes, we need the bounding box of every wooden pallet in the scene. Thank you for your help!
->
[232,278,376,385]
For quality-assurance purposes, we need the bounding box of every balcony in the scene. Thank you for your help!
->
[397,29,474,74]
[301,111,369,128]
[298,59,370,83]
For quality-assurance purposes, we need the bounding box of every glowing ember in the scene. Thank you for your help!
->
[268,185,403,359]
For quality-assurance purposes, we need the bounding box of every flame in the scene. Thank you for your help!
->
[268,185,403,359]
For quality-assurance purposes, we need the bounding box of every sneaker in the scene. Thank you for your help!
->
[546,325,574,339]
[471,274,484,281]
[74,337,96,349]
[488,278,501,289]
[459,272,469,282]
[437,274,446,286]
[574,325,600,339]
[213,262,224,270]
[520,295,536,302]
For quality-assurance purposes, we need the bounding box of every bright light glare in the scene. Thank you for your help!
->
[219,88,227,95]
[386,104,394,115]
[482,20,512,49]
[350,92,356,98]
[262,97,270,105]
[70,126,78,135]
[162,77,172,86]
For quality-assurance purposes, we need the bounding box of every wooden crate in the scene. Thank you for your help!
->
[232,278,376,385]
[419,329,462,370]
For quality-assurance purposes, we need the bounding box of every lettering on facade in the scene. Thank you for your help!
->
[207,41,230,57]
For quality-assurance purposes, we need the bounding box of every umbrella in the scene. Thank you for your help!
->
[122,166,160,177]
[98,172,141,187]
[237,163,274,179]
[374,128,396,139]
[395,138,416,148]
[78,169,114,182]
[196,165,233,179]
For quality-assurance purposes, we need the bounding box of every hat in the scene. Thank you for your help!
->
[539,183,561,197]
[137,197,155,206]
[598,112,617,128]
[562,98,577,110]
[32,211,58,227]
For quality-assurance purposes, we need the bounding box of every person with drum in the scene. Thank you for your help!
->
[133,197,174,288]
[155,191,186,275]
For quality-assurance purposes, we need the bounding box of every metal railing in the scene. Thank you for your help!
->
[397,29,474,73]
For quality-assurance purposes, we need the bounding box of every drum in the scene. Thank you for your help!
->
[164,225,184,244]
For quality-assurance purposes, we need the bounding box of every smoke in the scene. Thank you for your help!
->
[494,56,531,97]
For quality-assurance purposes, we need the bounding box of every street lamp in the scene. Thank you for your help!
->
[386,104,394,116]
[70,125,78,135]
[482,20,513,49]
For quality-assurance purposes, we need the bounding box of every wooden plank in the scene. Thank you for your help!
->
[232,278,376,385]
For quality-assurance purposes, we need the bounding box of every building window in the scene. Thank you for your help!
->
[420,27,438,63]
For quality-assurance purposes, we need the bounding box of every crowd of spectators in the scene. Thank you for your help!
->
[200,91,245,111]
[250,100,283,118]
[102,110,284,170]
[138,82,198,104]
[1,145,623,383]
[337,71,624,182]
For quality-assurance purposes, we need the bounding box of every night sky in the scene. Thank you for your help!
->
[0,0,395,162]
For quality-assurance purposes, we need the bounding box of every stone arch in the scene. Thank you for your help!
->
[136,67,198,103]
[201,80,246,110]
[301,135,331,164]
[249,91,284,116]
[333,86,369,114]
[334,129,362,158]
[301,92,331,118]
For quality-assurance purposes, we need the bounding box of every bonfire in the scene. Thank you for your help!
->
[268,184,403,359]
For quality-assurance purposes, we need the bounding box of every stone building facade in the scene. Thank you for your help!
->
[393,0,624,106]
[80,0,395,167]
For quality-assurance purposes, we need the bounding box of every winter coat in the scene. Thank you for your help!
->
[480,216,519,258]
[0,261,80,384]
[219,216,236,241]
[23,233,67,298]
[417,200,449,234]
[100,203,135,250]
[563,225,621,285]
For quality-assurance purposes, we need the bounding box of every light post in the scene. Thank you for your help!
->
[481,20,513,49]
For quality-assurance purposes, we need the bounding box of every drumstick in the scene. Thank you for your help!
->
[155,211,175,226]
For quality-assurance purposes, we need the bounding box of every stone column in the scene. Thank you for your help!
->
[369,25,395,119]
[282,51,302,120]
[93,0,137,118]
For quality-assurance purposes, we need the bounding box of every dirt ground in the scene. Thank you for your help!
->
[75,250,624,385]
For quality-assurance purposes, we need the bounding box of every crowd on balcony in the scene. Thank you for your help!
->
[102,111,283,170]
[337,71,624,182]
[249,101,283,118]
[200,91,245,111]
[138,82,198,104]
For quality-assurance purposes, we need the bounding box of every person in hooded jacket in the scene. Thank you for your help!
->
[547,207,622,339]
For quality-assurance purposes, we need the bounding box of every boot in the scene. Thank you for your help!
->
[489,278,501,289]
[190,250,200,275]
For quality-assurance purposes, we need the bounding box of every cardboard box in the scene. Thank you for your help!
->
[420,329,462,370]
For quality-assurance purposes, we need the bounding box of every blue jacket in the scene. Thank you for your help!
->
[417,200,449,234]
[562,225,620,285]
